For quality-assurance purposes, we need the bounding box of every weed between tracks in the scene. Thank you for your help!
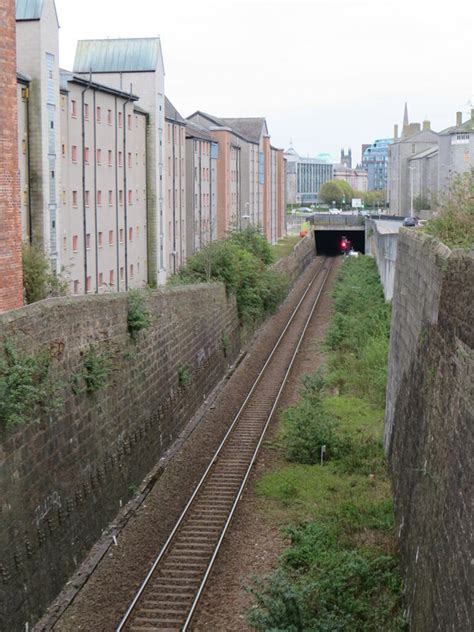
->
[246,257,406,631]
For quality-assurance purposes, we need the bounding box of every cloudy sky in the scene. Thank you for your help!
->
[56,0,473,163]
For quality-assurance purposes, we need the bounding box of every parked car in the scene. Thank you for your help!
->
[402,217,417,227]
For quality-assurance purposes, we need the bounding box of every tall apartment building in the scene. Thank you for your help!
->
[73,37,168,285]
[185,121,218,254]
[59,71,148,294]
[16,0,61,270]
[361,138,393,191]
[187,112,284,243]
[164,97,187,274]
[0,0,23,313]
[284,145,333,205]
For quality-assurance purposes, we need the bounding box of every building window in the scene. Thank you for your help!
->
[109,190,113,206]
[109,270,114,286]
[120,266,124,280]
[118,151,122,167]
[128,190,133,205]
[107,109,112,125]
[61,143,65,157]
[97,190,102,206]
[84,146,90,163]
[71,145,78,162]
[129,226,133,241]
[85,190,90,207]
[97,148,101,164]
[86,276,91,292]
[72,190,78,207]
[73,280,79,294]
[119,228,124,243]
[130,263,134,278]
[84,103,89,120]
[136,225,140,238]
[96,106,101,122]
[98,231,103,247]
[119,190,123,205]
[127,114,132,130]
[108,150,112,166]
[86,233,91,250]
[71,100,77,117]
[72,235,78,252]
[99,272,103,286]
[63,236,67,251]
[128,152,132,168]
[109,230,114,245]
[118,112,122,128]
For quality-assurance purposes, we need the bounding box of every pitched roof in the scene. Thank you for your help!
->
[165,97,186,125]
[59,69,139,101]
[219,117,268,143]
[409,146,439,160]
[440,115,474,135]
[74,38,162,73]
[16,0,43,20]
[185,121,214,142]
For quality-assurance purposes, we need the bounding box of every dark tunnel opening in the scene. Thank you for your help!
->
[314,230,366,256]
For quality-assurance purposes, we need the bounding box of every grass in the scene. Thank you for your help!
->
[271,235,301,260]
[246,256,406,631]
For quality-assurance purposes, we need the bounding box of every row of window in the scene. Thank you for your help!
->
[70,101,137,130]
[69,146,144,167]
[74,263,141,294]
[70,189,144,207]
[70,226,141,252]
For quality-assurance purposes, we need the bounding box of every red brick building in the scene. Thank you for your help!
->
[0,0,23,313]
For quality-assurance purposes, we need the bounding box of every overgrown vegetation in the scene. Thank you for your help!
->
[169,227,289,327]
[271,235,301,261]
[127,289,151,339]
[247,256,405,631]
[0,341,58,427]
[22,242,68,304]
[423,168,474,248]
[72,345,111,394]
[177,363,191,387]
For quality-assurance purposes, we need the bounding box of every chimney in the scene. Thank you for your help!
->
[394,124,398,140]
[456,111,463,126]
[422,120,431,130]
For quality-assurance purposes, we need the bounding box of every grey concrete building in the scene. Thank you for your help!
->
[73,37,168,285]
[438,109,474,193]
[16,0,61,270]
[283,145,333,205]
[58,71,148,294]
[387,104,438,215]
[185,121,218,255]
[164,97,187,274]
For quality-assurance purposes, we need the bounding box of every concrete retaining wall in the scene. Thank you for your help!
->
[365,219,401,300]
[385,230,473,631]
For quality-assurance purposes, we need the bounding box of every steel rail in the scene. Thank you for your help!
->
[117,257,332,632]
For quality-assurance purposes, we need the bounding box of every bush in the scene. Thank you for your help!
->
[22,242,68,304]
[72,345,111,394]
[127,289,151,339]
[424,168,474,248]
[0,341,58,427]
[170,231,288,327]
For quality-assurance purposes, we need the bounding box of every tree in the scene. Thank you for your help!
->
[318,180,354,206]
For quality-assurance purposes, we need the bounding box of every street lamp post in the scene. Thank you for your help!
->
[409,165,415,218]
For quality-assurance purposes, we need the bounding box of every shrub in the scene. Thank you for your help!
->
[22,242,68,304]
[229,225,274,265]
[177,363,191,387]
[73,345,111,394]
[424,168,474,248]
[0,341,57,427]
[127,289,151,339]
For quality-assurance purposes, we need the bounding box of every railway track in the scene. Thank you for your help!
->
[117,257,334,631]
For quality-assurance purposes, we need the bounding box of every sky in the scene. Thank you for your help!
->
[55,0,473,164]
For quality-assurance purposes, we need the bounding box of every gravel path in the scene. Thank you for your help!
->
[40,256,333,632]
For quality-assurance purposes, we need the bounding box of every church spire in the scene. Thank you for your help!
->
[403,102,409,126]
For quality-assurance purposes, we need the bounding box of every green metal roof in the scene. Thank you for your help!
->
[74,38,161,73]
[16,0,43,20]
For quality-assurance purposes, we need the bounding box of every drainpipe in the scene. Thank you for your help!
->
[93,89,98,292]
[209,145,213,244]
[122,85,133,290]
[198,140,202,249]
[25,84,33,243]
[114,97,120,289]
[172,123,177,274]
[81,72,93,292]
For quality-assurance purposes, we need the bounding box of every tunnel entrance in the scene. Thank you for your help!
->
[314,229,365,256]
